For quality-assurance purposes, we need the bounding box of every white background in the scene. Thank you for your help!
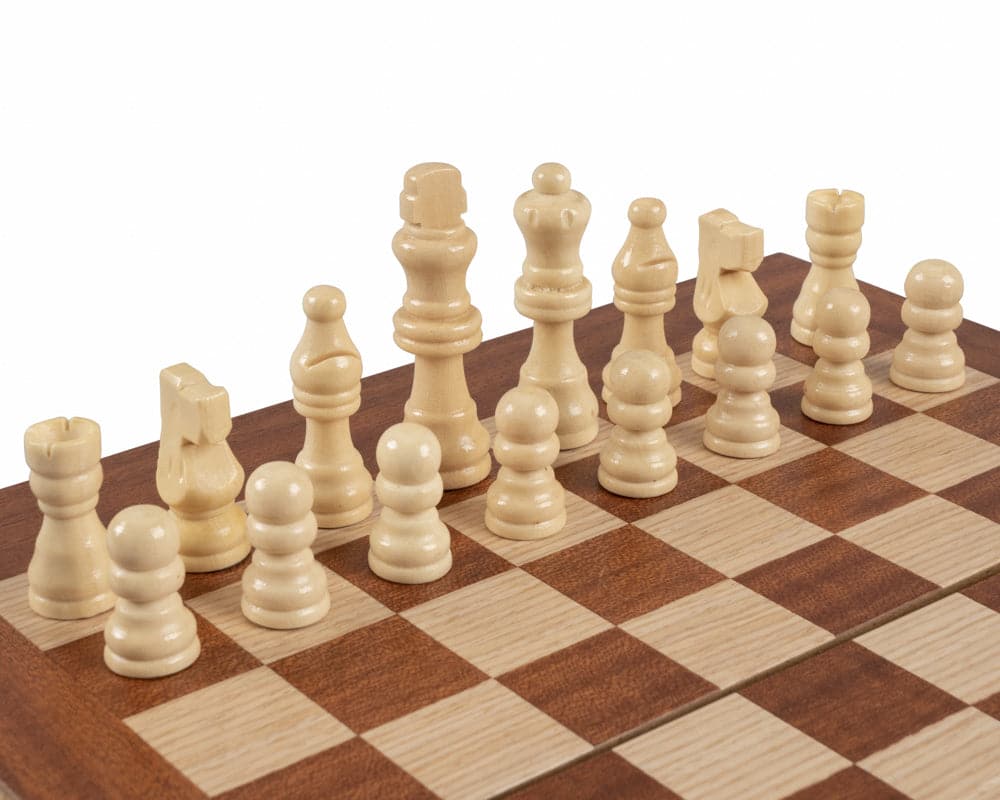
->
[1,1,998,488]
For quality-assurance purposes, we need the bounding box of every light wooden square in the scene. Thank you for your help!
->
[622,580,832,688]
[616,693,849,800]
[401,569,611,676]
[841,495,1000,586]
[675,351,717,392]
[635,485,830,576]
[0,572,111,650]
[125,666,353,796]
[675,351,812,392]
[364,679,589,800]
[669,418,826,483]
[858,594,1000,704]
[865,350,999,411]
[835,414,1000,493]
[187,566,392,664]
[860,708,1000,800]
[439,490,623,566]
[313,502,379,554]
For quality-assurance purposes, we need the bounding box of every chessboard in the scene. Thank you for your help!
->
[1,253,999,800]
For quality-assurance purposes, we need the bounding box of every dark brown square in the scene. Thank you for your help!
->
[771,382,914,446]
[963,572,1000,613]
[556,454,728,523]
[977,691,1000,721]
[499,628,715,745]
[272,616,486,733]
[938,467,1000,524]
[925,383,1000,445]
[668,381,718,427]
[180,554,252,601]
[740,641,964,761]
[738,448,926,532]
[958,318,1000,379]
[46,613,260,718]
[215,736,436,800]
[507,750,681,800]
[523,525,724,624]
[318,526,512,612]
[437,467,498,510]
[782,767,909,800]
[736,536,937,634]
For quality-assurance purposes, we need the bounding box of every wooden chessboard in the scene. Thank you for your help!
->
[2,253,999,800]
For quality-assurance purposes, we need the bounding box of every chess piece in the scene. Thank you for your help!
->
[599,350,678,498]
[791,189,865,346]
[486,386,566,541]
[156,363,249,572]
[691,209,767,378]
[291,285,373,527]
[392,163,491,491]
[890,259,966,392]
[242,462,330,629]
[24,417,114,620]
[515,162,599,450]
[602,197,682,407]
[704,316,781,458]
[802,288,873,424]
[104,505,201,678]
[368,422,452,584]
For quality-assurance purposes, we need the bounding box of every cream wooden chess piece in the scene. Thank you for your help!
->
[599,351,678,498]
[890,259,966,392]
[368,422,452,584]
[602,198,682,408]
[156,363,249,572]
[802,288,874,424]
[704,316,781,458]
[791,189,865,346]
[392,163,491,491]
[515,162,599,450]
[242,462,330,629]
[486,386,566,541]
[24,417,114,620]
[691,209,767,379]
[291,285,373,527]
[104,505,201,679]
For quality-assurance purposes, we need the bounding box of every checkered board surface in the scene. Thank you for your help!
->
[1,253,998,800]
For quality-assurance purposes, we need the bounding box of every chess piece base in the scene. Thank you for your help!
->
[598,467,678,499]
[689,352,715,380]
[703,432,781,459]
[29,590,115,621]
[440,456,492,491]
[790,319,815,347]
[485,509,567,541]
[242,593,331,630]
[315,496,374,529]
[801,398,873,425]
[103,637,201,679]
[368,550,452,585]
[177,505,250,573]
[889,367,965,394]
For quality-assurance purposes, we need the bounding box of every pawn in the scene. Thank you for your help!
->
[599,351,678,498]
[890,259,965,392]
[802,288,873,424]
[104,505,200,679]
[486,387,566,541]
[242,462,330,629]
[704,316,781,458]
[368,423,452,584]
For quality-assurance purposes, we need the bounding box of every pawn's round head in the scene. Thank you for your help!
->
[107,504,179,571]
[607,350,671,405]
[532,162,571,195]
[816,287,871,337]
[628,197,666,229]
[302,285,346,323]
[246,461,314,523]
[718,315,776,366]
[377,422,441,484]
[905,259,964,309]
[495,386,558,443]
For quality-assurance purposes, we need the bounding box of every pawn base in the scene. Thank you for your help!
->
[801,398,873,425]
[485,509,567,541]
[889,366,965,394]
[368,550,452,585]
[104,637,201,679]
[315,497,374,529]
[242,593,331,630]
[441,456,492,492]
[703,431,781,459]
[29,589,115,621]
[790,319,815,347]
[598,467,678,499]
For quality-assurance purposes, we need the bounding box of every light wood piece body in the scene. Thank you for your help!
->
[890,259,966,392]
[515,162,599,450]
[103,505,200,678]
[392,163,491,490]
[802,288,874,424]
[291,285,373,526]
[24,417,114,619]
[692,209,767,378]
[602,198,682,407]
[368,422,452,584]
[156,363,248,572]
[241,462,330,629]
[599,350,677,498]
[791,189,865,346]
[486,387,566,541]
[704,316,781,458]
